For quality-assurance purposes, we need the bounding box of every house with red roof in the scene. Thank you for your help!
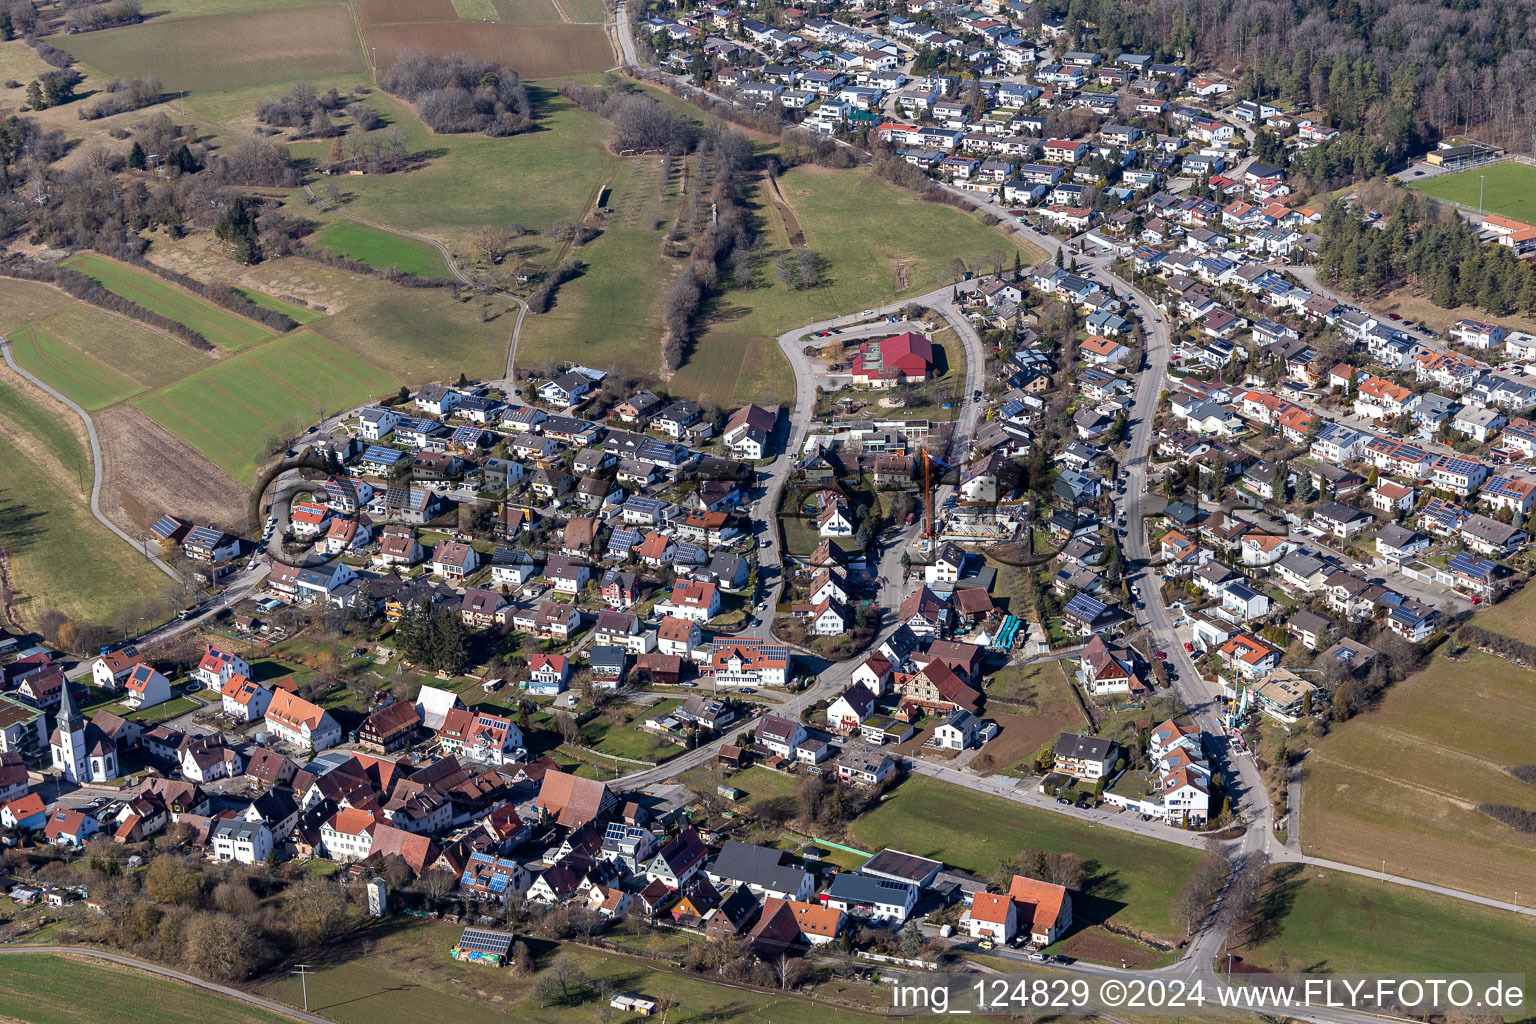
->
[851,332,935,387]
[193,645,250,691]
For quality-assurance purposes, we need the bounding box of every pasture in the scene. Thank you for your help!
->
[1234,866,1536,973]
[848,775,1199,940]
[232,286,326,325]
[64,254,274,351]
[1411,161,1536,222]
[134,330,398,483]
[514,227,676,379]
[0,432,173,626]
[313,220,452,278]
[62,7,365,93]
[0,279,215,409]
[0,368,89,490]
[296,89,618,247]
[0,954,299,1024]
[1301,637,1536,901]
[363,22,613,79]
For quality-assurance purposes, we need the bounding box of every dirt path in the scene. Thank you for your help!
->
[766,171,806,246]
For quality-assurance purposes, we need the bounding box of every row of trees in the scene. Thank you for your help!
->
[80,75,162,121]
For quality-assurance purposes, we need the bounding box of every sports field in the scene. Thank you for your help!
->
[1302,628,1536,901]
[134,331,398,483]
[62,7,365,93]
[64,254,274,351]
[1411,161,1536,222]
[313,220,451,279]
[849,775,1199,940]
[0,954,299,1024]
[1234,866,1536,973]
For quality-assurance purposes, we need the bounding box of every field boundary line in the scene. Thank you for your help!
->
[0,338,180,585]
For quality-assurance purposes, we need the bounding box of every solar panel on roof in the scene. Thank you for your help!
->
[456,928,514,955]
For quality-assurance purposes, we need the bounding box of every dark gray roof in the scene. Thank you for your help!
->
[709,841,810,893]
[1053,732,1115,761]
[860,848,944,885]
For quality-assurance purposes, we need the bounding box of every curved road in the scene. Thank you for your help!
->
[0,335,179,583]
[0,946,328,1024]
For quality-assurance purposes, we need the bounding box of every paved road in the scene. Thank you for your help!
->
[1,335,179,584]
[0,947,328,1023]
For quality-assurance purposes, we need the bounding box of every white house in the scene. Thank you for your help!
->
[192,646,250,691]
[265,691,341,752]
[211,819,273,865]
[120,664,173,710]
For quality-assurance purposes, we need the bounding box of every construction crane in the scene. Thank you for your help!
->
[918,447,951,551]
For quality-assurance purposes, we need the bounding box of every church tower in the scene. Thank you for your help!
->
[50,678,86,782]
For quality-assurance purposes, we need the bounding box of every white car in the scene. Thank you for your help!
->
[861,309,875,316]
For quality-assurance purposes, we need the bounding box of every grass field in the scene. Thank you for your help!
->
[65,254,274,351]
[232,286,326,325]
[355,0,458,24]
[666,164,1040,407]
[0,954,299,1024]
[1234,866,1536,973]
[849,775,1199,939]
[0,279,216,409]
[293,89,618,249]
[134,330,398,483]
[1411,161,1536,222]
[0,372,89,492]
[62,7,365,93]
[364,21,612,79]
[313,220,452,278]
[1302,625,1536,901]
[147,0,344,18]
[0,432,173,625]
[492,0,566,20]
[253,918,889,1024]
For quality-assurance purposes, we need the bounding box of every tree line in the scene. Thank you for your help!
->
[1316,190,1536,318]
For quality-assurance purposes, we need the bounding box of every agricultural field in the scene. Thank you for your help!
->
[514,228,676,380]
[849,775,1200,940]
[138,245,514,382]
[64,254,274,352]
[291,89,619,248]
[312,220,452,279]
[61,7,365,93]
[363,22,613,79]
[0,954,299,1024]
[0,431,174,626]
[355,0,460,24]
[1301,632,1536,901]
[0,279,217,410]
[490,0,566,21]
[1233,866,1536,974]
[1410,161,1536,222]
[95,405,248,536]
[133,330,398,484]
[977,660,1088,774]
